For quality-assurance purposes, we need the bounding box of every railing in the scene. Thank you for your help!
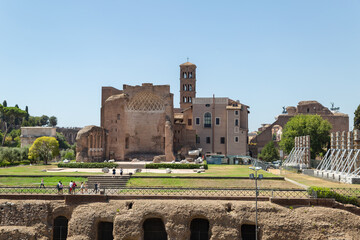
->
[0,187,311,198]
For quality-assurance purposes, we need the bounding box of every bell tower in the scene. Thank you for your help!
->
[180,61,197,110]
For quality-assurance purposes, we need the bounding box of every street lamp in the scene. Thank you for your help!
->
[249,166,262,240]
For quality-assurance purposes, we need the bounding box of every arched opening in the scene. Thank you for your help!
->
[190,218,209,240]
[189,84,192,91]
[189,72,193,78]
[53,216,68,240]
[184,84,187,91]
[98,221,114,240]
[204,112,211,128]
[183,72,187,78]
[241,224,256,240]
[143,218,167,240]
[183,97,187,103]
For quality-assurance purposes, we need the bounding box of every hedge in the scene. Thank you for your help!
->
[308,186,359,207]
[0,160,31,167]
[145,163,208,170]
[58,162,118,168]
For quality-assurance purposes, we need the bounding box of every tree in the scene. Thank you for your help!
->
[258,141,279,162]
[28,137,59,164]
[2,100,7,107]
[279,115,332,159]
[0,105,27,146]
[40,115,49,126]
[354,104,360,130]
[49,116,57,127]
[56,132,70,149]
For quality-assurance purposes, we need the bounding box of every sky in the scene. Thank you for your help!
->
[0,0,359,132]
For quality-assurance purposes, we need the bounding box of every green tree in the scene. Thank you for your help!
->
[49,116,57,127]
[258,141,279,162]
[279,115,332,159]
[56,132,70,149]
[2,100,7,107]
[40,115,49,126]
[354,104,360,130]
[0,105,27,146]
[28,137,59,164]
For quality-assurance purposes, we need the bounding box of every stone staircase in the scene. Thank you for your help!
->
[86,175,130,189]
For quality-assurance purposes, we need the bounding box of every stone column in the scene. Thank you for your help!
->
[305,135,311,168]
[341,131,346,150]
[336,132,340,149]
[165,120,175,161]
[331,132,335,150]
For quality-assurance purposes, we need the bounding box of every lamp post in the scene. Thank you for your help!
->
[249,166,262,240]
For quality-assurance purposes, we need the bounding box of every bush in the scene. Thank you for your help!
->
[60,149,75,160]
[57,162,118,168]
[308,186,360,207]
[145,163,208,170]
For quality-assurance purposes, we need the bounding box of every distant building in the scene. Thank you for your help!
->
[57,127,81,145]
[20,127,56,147]
[249,101,349,157]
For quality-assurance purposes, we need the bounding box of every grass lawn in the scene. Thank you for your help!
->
[137,164,277,177]
[0,176,87,187]
[0,164,104,176]
[127,178,301,189]
[274,169,360,189]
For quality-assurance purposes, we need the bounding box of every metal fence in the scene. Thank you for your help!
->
[0,186,311,198]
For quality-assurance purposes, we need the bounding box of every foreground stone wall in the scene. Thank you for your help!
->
[0,199,360,240]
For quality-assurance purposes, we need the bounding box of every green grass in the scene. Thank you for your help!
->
[127,178,301,189]
[0,163,104,176]
[136,164,277,177]
[0,176,87,187]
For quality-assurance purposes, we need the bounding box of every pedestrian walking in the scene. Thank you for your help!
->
[80,182,85,194]
[112,167,116,178]
[40,178,45,188]
[94,182,98,194]
[57,181,61,194]
[73,181,77,194]
[120,168,123,176]
[59,181,63,194]
[69,180,73,194]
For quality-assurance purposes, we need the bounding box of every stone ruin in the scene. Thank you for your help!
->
[315,130,360,184]
[283,135,311,169]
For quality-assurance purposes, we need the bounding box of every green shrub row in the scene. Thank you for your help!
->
[57,162,118,168]
[0,160,31,167]
[145,163,208,170]
[308,186,359,207]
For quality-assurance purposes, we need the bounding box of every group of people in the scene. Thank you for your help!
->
[112,167,123,177]
[56,180,99,194]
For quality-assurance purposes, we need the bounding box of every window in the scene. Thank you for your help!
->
[220,137,225,144]
[117,114,120,120]
[53,216,68,240]
[204,112,211,128]
[125,137,129,149]
[205,104,210,107]
[235,110,239,115]
[183,97,187,103]
[241,224,256,240]
[98,222,114,240]
[143,218,167,240]
[195,118,200,125]
[188,97,192,103]
[235,137,239,143]
[196,136,200,143]
[189,84,192,91]
[183,85,187,91]
[235,119,239,126]
[215,118,220,125]
[183,72,187,78]
[190,218,209,240]
[206,137,211,144]
[189,72,193,78]
[188,119,192,126]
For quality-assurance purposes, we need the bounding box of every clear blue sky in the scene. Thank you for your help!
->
[1,1,359,131]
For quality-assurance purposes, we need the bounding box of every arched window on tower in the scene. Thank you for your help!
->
[184,84,187,91]
[204,112,211,128]
[183,72,187,78]
[189,97,192,103]
[189,84,192,91]
[183,97,187,103]
[189,72,192,78]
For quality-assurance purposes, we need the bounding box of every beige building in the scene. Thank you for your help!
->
[192,97,249,155]
[20,127,56,147]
